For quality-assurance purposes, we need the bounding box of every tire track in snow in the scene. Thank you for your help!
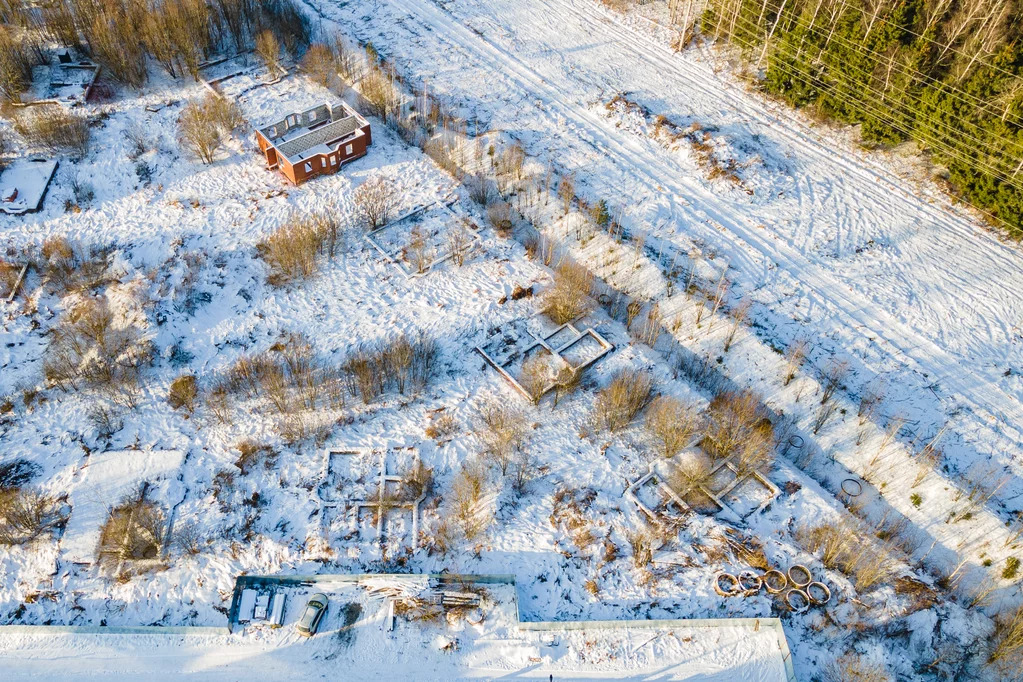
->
[369,0,1023,438]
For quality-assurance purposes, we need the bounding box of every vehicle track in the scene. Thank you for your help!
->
[368,0,1023,439]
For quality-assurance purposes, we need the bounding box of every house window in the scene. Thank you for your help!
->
[321,158,326,168]
[345,144,353,155]
[304,163,312,173]
[330,155,337,166]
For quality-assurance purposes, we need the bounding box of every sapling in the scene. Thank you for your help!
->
[783,338,807,386]
[723,298,751,352]
[819,360,848,406]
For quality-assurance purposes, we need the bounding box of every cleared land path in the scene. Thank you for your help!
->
[317,0,1023,484]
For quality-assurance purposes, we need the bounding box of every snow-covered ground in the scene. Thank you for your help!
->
[0,579,793,680]
[309,0,1023,499]
[60,449,184,566]
[2,0,1023,679]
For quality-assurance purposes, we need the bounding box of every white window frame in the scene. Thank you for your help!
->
[345,144,353,155]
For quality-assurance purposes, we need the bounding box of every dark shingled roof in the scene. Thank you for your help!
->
[275,116,362,161]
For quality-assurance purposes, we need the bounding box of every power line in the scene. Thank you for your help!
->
[810,0,1023,84]
[731,0,1023,128]
[724,8,1023,171]
[719,30,1023,229]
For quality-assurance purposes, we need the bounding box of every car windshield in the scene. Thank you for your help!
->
[298,604,319,628]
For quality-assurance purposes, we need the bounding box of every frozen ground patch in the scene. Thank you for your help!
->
[61,449,185,566]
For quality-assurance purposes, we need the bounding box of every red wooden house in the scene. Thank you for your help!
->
[255,101,371,185]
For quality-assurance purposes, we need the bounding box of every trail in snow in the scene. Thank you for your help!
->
[314,0,1023,493]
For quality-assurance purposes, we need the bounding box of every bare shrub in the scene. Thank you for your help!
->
[205,380,232,424]
[43,297,153,401]
[381,332,435,395]
[406,226,432,273]
[476,401,528,475]
[451,461,489,541]
[665,450,713,493]
[39,241,109,294]
[447,221,472,266]
[173,520,206,556]
[858,381,885,425]
[354,175,397,229]
[819,360,849,405]
[723,298,750,352]
[511,450,538,495]
[256,213,327,285]
[645,396,703,458]
[703,389,774,472]
[342,344,386,404]
[558,173,575,214]
[795,518,896,592]
[468,172,492,207]
[89,404,124,439]
[519,352,553,405]
[234,440,277,475]
[591,369,654,433]
[795,520,854,569]
[332,34,361,83]
[14,105,90,156]
[823,654,892,682]
[179,98,222,164]
[255,30,283,80]
[40,236,78,288]
[783,338,807,386]
[206,95,243,132]
[0,487,63,545]
[0,257,21,295]
[302,43,337,88]
[122,120,150,158]
[400,461,434,502]
[551,365,580,409]
[626,527,654,568]
[543,261,593,325]
[96,491,167,569]
[812,400,839,435]
[360,65,399,120]
[178,95,239,164]
[385,331,436,395]
[486,200,511,233]
[340,332,436,404]
[949,462,1009,524]
[167,374,198,415]
[425,411,458,440]
[0,26,36,103]
[550,488,600,554]
[219,333,346,424]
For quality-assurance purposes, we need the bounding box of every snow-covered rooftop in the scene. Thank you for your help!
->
[0,576,795,681]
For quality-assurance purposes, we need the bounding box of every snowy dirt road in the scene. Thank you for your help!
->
[314,0,1023,498]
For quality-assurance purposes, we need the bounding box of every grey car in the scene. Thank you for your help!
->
[295,593,328,637]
